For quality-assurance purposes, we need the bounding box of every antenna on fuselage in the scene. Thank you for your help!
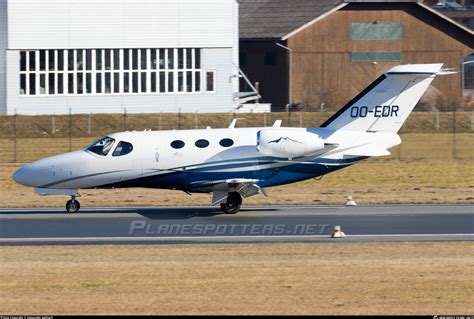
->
[228,119,237,128]
[273,120,282,127]
[228,118,243,128]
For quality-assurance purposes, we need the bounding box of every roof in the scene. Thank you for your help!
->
[238,0,474,40]
[238,0,343,39]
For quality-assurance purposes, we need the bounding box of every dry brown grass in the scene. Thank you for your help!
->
[0,243,473,315]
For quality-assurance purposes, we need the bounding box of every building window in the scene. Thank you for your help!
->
[265,52,277,65]
[351,51,401,62]
[19,48,203,96]
[351,21,401,40]
[206,71,215,93]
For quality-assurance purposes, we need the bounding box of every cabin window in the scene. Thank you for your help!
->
[195,139,210,148]
[86,136,116,156]
[219,138,234,147]
[112,141,133,157]
[171,140,185,149]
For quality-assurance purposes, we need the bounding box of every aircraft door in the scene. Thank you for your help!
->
[109,140,142,183]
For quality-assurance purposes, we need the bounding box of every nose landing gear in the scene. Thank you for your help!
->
[66,196,81,213]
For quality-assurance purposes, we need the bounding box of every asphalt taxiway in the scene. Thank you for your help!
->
[0,205,472,245]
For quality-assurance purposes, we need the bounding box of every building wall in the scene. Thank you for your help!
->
[285,3,474,111]
[8,0,236,49]
[6,48,234,115]
[240,41,288,111]
[0,0,7,114]
[3,0,239,115]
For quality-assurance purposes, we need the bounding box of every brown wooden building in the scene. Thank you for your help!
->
[238,0,474,112]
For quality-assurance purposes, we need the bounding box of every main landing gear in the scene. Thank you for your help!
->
[66,196,81,213]
[220,192,242,214]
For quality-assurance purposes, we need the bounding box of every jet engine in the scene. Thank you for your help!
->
[256,128,325,159]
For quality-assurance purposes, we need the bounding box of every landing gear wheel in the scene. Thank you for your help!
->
[220,192,242,214]
[66,198,80,213]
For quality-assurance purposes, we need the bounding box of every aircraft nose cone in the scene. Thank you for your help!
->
[13,159,52,187]
[13,164,35,187]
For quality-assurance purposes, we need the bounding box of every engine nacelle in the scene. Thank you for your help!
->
[256,128,325,159]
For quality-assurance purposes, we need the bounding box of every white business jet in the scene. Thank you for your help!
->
[13,64,453,214]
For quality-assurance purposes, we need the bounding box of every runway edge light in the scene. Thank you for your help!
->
[345,195,357,206]
[331,226,346,238]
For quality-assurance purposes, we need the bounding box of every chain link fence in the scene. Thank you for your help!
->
[0,111,473,163]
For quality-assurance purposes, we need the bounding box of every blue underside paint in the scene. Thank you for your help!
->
[92,157,368,191]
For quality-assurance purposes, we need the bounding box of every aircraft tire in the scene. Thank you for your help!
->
[66,199,80,213]
[220,192,242,214]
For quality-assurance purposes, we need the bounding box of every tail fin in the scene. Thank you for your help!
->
[320,64,446,133]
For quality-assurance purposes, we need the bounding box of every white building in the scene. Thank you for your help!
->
[0,0,244,115]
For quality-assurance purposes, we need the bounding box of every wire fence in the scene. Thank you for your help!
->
[0,111,473,163]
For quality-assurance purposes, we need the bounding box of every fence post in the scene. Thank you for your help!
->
[178,108,181,130]
[452,106,457,160]
[194,111,199,129]
[263,112,267,127]
[51,113,55,134]
[13,110,17,163]
[123,108,127,131]
[287,107,291,127]
[398,142,402,161]
[88,113,92,135]
[299,113,303,127]
[68,108,72,152]
[435,110,439,131]
[471,111,474,131]
[158,111,162,130]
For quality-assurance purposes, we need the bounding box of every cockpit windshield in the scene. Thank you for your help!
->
[86,136,116,156]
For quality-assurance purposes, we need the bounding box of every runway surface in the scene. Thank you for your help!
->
[0,205,473,245]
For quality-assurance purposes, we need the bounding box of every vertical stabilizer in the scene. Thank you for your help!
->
[320,64,444,133]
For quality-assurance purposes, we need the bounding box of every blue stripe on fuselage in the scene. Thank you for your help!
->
[92,157,368,190]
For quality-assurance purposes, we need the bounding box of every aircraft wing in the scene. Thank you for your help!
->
[186,178,267,205]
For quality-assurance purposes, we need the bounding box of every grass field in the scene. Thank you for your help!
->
[1,242,472,315]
